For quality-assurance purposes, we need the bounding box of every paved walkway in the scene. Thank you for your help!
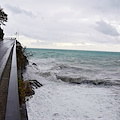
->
[0,39,14,61]
[0,39,15,80]
[0,49,13,120]
[0,39,15,120]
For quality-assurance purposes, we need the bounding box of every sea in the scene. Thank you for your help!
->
[23,48,120,120]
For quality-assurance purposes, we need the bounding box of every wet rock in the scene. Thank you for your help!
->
[32,63,37,66]
[24,80,42,97]
[29,80,42,89]
[24,80,35,96]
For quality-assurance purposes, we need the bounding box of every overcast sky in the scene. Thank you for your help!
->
[1,0,120,51]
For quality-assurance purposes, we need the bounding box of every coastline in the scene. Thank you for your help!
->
[16,41,43,120]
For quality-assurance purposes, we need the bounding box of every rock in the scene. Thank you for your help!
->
[24,80,35,96]
[29,80,42,89]
[32,63,37,66]
[23,80,42,97]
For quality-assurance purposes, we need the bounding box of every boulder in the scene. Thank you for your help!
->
[32,63,37,66]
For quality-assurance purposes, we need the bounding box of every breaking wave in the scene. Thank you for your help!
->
[56,75,120,86]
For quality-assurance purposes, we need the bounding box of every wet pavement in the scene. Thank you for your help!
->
[0,39,15,120]
[0,39,15,80]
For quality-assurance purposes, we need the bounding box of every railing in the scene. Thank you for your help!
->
[5,40,20,120]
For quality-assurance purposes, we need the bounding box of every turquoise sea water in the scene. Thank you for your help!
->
[26,48,120,85]
[25,48,120,120]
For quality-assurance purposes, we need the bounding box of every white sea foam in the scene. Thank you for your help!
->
[23,60,120,120]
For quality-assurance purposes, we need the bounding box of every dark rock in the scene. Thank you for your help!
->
[26,89,35,96]
[32,63,37,66]
[16,41,29,79]
[24,80,35,97]
[29,80,42,89]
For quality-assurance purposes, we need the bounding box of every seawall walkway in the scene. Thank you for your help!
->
[0,39,20,120]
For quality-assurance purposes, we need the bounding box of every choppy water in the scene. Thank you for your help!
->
[26,48,120,86]
[24,48,120,120]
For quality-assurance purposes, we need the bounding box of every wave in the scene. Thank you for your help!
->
[56,75,120,86]
[27,60,120,86]
[39,72,51,77]
[50,64,68,70]
[50,63,84,71]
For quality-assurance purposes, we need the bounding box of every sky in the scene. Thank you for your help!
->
[1,0,120,52]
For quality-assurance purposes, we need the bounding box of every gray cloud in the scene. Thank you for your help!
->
[1,0,120,51]
[96,20,119,36]
[5,4,35,17]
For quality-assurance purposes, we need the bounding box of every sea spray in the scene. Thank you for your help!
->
[24,48,120,120]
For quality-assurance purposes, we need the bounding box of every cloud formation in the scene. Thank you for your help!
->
[1,0,120,51]
[5,4,35,17]
[96,20,119,36]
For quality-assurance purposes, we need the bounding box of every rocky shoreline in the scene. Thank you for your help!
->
[25,79,43,97]
[16,41,43,120]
